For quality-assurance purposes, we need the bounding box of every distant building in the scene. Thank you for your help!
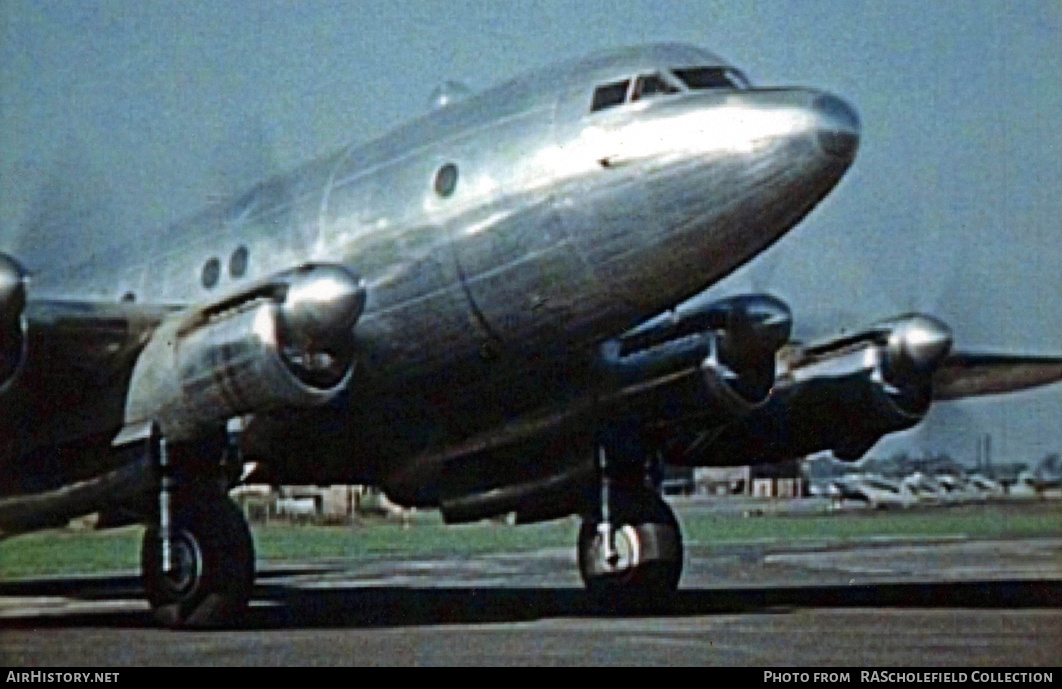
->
[695,466,750,495]
[775,477,802,498]
[230,483,410,522]
[750,461,804,498]
[661,466,696,495]
[321,485,355,518]
[695,462,804,497]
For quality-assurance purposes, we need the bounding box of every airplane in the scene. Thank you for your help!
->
[830,474,914,510]
[1015,455,1062,496]
[3,43,1062,628]
[966,474,1005,500]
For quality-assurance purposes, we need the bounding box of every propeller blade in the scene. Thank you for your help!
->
[932,352,1062,400]
[17,138,117,271]
[207,114,279,201]
[0,254,28,322]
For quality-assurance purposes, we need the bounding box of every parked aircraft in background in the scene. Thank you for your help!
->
[1017,456,1062,495]
[900,472,945,504]
[2,44,1061,628]
[966,474,1005,499]
[828,475,912,509]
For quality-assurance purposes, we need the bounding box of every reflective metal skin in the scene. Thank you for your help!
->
[681,312,1062,467]
[277,264,366,350]
[604,294,792,411]
[0,253,27,388]
[882,314,953,384]
[1,43,1060,628]
[123,264,364,440]
[5,44,862,469]
[812,93,861,159]
[0,254,26,324]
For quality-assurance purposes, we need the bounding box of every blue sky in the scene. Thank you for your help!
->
[2,1,1060,465]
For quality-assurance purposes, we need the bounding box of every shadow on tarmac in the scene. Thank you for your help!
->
[1,574,1059,630]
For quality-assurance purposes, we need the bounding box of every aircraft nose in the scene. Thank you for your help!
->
[811,93,860,160]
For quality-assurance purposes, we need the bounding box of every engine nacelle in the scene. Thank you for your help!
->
[675,314,953,466]
[0,254,28,389]
[124,264,364,441]
[602,294,792,424]
[788,313,953,418]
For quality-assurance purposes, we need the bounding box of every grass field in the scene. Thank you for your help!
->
[678,501,1062,545]
[1,500,1058,579]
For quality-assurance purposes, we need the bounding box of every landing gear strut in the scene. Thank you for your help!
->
[142,495,254,628]
[141,428,254,629]
[577,431,683,599]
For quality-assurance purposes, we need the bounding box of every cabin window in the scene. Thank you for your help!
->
[229,245,249,278]
[201,258,221,289]
[672,67,750,91]
[631,73,678,101]
[434,163,458,197]
[590,80,630,112]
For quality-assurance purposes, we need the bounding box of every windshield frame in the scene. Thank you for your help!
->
[671,66,751,91]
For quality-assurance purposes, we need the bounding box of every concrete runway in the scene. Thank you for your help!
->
[2,527,1060,665]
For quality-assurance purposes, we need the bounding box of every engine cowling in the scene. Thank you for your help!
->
[676,314,953,466]
[124,264,365,441]
[789,313,953,419]
[0,254,28,389]
[601,294,792,423]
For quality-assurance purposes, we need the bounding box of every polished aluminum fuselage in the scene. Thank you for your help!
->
[13,45,857,499]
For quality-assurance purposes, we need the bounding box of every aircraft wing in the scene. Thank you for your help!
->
[932,353,1062,401]
[667,309,1062,468]
[411,292,1062,524]
[0,254,165,427]
[0,297,176,452]
[24,299,174,378]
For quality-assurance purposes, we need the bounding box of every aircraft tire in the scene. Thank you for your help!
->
[141,494,254,629]
[577,488,682,601]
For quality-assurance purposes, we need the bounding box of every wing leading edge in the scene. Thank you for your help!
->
[671,310,1062,468]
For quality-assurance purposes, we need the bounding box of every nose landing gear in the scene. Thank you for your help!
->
[578,487,683,596]
[577,432,683,600]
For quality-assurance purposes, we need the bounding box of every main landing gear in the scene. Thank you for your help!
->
[141,430,254,629]
[142,495,254,628]
[577,433,683,600]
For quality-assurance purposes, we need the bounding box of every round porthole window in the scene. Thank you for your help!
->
[201,257,221,289]
[229,245,249,278]
[434,163,458,197]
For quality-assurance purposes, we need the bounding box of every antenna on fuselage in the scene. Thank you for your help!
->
[428,81,472,110]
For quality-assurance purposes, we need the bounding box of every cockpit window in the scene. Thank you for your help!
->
[591,80,630,112]
[631,73,679,101]
[672,67,750,91]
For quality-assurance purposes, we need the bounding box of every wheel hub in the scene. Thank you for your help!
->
[161,533,202,596]
[591,524,642,575]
